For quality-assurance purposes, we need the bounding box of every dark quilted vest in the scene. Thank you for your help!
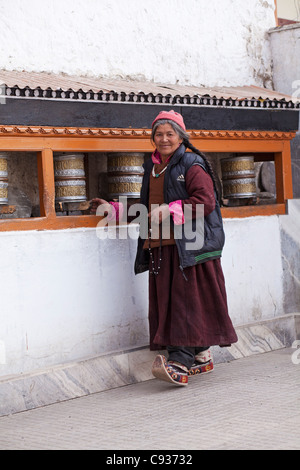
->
[134,144,225,276]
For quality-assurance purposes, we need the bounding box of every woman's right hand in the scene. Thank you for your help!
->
[90,198,110,215]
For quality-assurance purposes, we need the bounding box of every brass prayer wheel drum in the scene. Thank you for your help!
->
[107,175,144,199]
[0,153,9,205]
[107,153,144,199]
[54,154,87,203]
[221,156,257,199]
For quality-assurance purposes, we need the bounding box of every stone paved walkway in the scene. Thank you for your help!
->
[0,348,299,450]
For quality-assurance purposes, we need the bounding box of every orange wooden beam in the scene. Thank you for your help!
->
[37,148,56,218]
[274,141,293,203]
[0,205,287,232]
[0,215,103,232]
[0,137,154,153]
[190,139,285,154]
[0,127,295,153]
[0,137,287,154]
[221,203,286,219]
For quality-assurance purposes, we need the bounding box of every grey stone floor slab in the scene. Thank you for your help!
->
[0,348,299,450]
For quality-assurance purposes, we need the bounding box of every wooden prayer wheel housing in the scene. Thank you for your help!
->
[0,153,8,205]
[221,156,257,200]
[107,153,145,199]
[54,154,87,203]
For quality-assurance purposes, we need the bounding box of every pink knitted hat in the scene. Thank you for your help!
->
[152,110,186,131]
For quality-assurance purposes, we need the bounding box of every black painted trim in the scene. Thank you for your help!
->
[0,98,299,132]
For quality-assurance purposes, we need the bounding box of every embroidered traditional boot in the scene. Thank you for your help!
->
[188,349,214,376]
[152,355,188,386]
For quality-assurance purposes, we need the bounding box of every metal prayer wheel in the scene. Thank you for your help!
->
[221,156,257,200]
[107,153,144,199]
[54,154,87,203]
[0,153,9,205]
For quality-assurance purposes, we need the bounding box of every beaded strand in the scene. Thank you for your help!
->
[148,228,162,276]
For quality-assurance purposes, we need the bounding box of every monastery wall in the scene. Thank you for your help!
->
[0,0,275,88]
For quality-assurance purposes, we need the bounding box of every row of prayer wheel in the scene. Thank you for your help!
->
[53,152,145,203]
[53,153,257,204]
[106,154,256,201]
[0,153,257,206]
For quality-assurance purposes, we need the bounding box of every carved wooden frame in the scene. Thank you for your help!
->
[0,125,294,231]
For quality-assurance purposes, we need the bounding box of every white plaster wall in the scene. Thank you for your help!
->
[279,199,300,313]
[222,216,284,326]
[269,24,300,96]
[0,227,149,377]
[0,215,285,378]
[0,0,275,88]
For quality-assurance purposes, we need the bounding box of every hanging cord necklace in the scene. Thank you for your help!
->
[149,158,168,273]
[152,163,169,178]
[148,227,162,275]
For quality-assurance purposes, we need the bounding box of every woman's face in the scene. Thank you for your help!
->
[153,123,183,159]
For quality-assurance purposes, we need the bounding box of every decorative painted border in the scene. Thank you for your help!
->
[0,125,296,140]
[4,85,300,109]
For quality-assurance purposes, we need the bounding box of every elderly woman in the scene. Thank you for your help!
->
[92,110,238,387]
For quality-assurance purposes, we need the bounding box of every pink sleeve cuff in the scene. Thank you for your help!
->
[169,200,185,225]
[107,202,124,222]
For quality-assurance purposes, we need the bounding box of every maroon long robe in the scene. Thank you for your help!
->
[147,164,238,349]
